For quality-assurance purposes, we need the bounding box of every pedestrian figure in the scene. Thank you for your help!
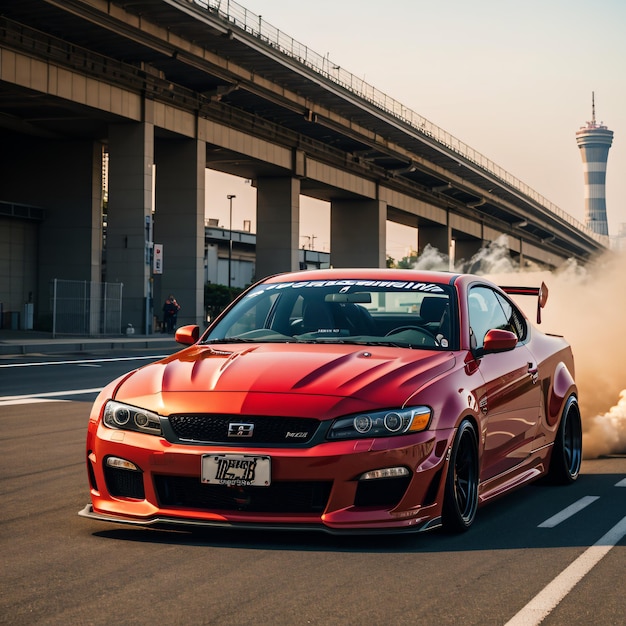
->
[163,295,180,333]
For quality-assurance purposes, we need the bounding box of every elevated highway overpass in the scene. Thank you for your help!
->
[0,0,608,331]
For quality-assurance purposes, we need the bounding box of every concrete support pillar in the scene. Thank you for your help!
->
[154,138,206,328]
[331,199,386,268]
[454,239,483,269]
[107,122,154,332]
[418,224,451,259]
[256,177,300,279]
[517,245,525,270]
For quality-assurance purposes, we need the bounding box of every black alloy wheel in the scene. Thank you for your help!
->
[442,419,479,532]
[548,395,582,484]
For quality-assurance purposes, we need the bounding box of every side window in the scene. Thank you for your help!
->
[468,286,511,350]
[494,291,527,341]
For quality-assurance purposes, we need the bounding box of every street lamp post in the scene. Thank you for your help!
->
[227,194,236,288]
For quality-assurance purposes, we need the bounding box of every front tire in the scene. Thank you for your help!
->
[442,420,479,532]
[548,395,582,484]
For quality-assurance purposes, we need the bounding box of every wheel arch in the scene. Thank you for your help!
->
[547,361,577,426]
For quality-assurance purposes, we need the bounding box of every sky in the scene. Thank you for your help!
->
[204,0,626,259]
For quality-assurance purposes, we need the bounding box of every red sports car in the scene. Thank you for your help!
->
[80,269,582,534]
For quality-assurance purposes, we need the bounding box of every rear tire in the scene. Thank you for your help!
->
[548,395,582,484]
[442,420,479,532]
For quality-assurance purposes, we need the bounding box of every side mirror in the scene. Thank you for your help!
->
[480,329,518,355]
[175,325,200,346]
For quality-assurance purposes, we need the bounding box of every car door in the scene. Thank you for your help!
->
[469,286,542,480]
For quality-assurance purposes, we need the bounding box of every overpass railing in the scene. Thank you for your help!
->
[189,0,606,246]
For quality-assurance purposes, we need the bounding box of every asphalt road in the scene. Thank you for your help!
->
[1,353,625,625]
[0,350,175,402]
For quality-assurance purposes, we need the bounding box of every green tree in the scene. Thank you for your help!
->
[397,251,419,269]
[204,283,243,322]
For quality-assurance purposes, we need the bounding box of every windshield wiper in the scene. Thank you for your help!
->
[202,336,434,348]
[201,337,257,344]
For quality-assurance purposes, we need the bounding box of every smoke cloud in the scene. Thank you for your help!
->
[414,236,626,458]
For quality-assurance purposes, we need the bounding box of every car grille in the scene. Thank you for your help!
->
[167,414,321,444]
[104,465,145,500]
[154,475,331,513]
[354,475,411,508]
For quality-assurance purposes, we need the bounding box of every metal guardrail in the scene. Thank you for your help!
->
[187,0,607,246]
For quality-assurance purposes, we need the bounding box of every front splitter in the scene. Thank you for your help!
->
[78,503,441,535]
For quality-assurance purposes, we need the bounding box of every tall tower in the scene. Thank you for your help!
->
[575,92,613,236]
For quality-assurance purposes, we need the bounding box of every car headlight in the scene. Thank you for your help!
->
[327,406,431,440]
[102,400,162,436]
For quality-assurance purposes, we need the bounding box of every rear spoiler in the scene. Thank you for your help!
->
[500,282,548,324]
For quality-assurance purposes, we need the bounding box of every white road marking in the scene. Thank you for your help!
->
[0,388,101,406]
[616,477,626,487]
[505,515,626,626]
[0,355,166,368]
[0,398,70,405]
[537,495,600,528]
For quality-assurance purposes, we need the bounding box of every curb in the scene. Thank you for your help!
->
[0,337,178,357]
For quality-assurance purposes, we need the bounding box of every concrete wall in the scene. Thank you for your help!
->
[0,216,38,326]
[0,134,103,326]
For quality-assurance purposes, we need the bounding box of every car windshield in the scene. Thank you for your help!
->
[203,278,457,350]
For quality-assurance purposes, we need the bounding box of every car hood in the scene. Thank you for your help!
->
[113,343,455,418]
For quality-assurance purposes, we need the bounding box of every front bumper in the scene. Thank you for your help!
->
[83,423,455,534]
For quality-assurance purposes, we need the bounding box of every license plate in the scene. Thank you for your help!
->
[201,454,271,486]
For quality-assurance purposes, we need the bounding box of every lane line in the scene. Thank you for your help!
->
[0,398,70,406]
[616,477,626,487]
[0,355,167,368]
[0,388,101,406]
[537,495,600,528]
[505,515,626,626]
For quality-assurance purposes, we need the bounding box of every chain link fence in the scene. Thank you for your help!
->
[50,279,123,337]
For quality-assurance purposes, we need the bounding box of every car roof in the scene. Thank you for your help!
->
[262,268,462,285]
